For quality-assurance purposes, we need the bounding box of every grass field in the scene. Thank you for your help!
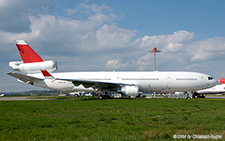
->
[0,98,224,140]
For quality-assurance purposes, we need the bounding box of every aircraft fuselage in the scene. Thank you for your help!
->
[31,71,217,93]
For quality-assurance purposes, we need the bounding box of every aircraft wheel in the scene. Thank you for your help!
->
[192,93,196,98]
[98,95,103,99]
[105,95,110,99]
[74,94,79,97]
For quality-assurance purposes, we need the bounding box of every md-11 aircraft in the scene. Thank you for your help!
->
[8,40,217,99]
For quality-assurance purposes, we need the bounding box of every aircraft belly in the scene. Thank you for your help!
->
[139,80,204,93]
[42,79,74,91]
[138,82,163,92]
[71,85,95,92]
[33,80,49,89]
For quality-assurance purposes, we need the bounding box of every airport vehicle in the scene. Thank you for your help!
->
[69,92,92,97]
[69,92,85,97]
[8,40,217,98]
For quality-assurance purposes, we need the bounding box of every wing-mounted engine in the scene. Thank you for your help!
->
[9,60,57,74]
[119,85,139,96]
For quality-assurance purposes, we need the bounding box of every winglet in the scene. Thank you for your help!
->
[41,70,54,79]
[16,40,44,63]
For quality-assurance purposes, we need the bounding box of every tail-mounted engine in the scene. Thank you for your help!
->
[9,60,57,74]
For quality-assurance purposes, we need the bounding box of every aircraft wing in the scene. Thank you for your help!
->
[41,70,134,91]
[61,78,127,91]
[7,72,42,84]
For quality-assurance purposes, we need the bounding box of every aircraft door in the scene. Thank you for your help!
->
[116,76,121,83]
[200,76,204,84]
[166,76,171,90]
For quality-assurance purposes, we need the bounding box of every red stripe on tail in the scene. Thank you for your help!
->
[16,40,44,63]
[41,70,52,77]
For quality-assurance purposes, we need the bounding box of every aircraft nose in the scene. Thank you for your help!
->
[208,76,217,87]
[212,79,217,86]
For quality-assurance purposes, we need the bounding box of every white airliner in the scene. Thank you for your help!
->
[8,40,217,98]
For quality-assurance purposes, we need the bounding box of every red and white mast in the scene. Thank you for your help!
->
[149,47,161,71]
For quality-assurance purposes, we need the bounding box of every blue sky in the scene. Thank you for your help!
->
[56,0,225,39]
[1,0,225,92]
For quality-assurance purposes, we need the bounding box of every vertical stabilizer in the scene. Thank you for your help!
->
[16,40,44,63]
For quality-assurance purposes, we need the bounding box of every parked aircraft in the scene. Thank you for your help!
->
[194,78,225,98]
[8,40,217,99]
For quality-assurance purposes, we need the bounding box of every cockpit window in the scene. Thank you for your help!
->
[208,77,214,80]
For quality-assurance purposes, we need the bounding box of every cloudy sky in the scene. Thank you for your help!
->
[1,0,225,92]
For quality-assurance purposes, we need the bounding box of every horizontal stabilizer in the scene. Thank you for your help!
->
[7,72,42,84]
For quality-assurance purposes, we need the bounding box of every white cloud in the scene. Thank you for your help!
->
[0,3,137,73]
[136,54,152,70]
[164,43,183,52]
[106,59,128,69]
[132,31,195,70]
[65,3,114,20]
[137,30,194,52]
[106,59,120,67]
[187,37,225,61]
[96,24,136,50]
[24,12,135,54]
[185,63,211,72]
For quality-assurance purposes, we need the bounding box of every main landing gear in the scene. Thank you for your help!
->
[98,91,111,99]
[193,92,206,98]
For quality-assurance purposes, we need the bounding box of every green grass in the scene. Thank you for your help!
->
[0,98,224,140]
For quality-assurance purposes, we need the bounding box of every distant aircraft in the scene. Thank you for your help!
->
[194,78,225,98]
[0,94,4,97]
[8,40,217,99]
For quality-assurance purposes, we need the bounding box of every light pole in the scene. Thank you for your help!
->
[149,47,161,71]
[149,47,161,98]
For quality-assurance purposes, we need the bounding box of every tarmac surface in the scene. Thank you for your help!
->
[0,97,49,101]
[205,96,225,99]
[0,96,225,101]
